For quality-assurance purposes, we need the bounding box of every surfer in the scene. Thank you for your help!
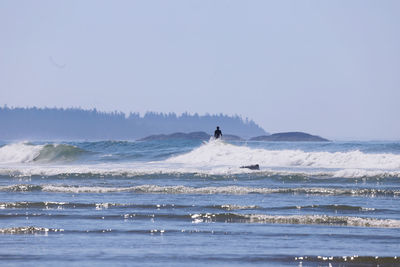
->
[214,126,222,139]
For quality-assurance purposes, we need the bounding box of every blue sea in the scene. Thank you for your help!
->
[0,139,399,266]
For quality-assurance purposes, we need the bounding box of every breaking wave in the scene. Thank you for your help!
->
[1,214,399,229]
[190,213,400,228]
[0,143,85,163]
[1,163,400,179]
[1,213,399,229]
[1,140,400,178]
[0,226,62,234]
[167,140,400,170]
[0,201,387,214]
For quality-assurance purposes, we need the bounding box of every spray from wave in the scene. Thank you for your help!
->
[1,140,400,178]
[167,140,400,170]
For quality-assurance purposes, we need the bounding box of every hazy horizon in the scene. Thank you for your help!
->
[0,106,268,141]
[1,1,399,140]
[2,105,400,141]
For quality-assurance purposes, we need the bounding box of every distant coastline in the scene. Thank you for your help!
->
[0,106,266,140]
[0,107,330,142]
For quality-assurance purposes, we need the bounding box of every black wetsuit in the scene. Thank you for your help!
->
[214,129,222,139]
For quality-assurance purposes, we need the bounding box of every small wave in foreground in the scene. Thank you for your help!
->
[1,184,399,197]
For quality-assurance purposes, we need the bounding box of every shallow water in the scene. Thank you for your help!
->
[0,140,399,266]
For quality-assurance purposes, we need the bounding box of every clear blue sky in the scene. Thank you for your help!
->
[1,1,399,140]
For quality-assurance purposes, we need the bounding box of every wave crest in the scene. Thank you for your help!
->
[1,184,399,196]
[191,213,400,228]
[167,141,400,170]
[0,143,85,163]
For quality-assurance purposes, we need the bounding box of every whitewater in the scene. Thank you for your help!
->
[1,140,400,177]
[1,139,399,266]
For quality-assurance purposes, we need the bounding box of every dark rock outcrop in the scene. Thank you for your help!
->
[240,164,260,170]
[250,132,329,142]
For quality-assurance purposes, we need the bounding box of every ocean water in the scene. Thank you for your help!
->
[0,139,399,266]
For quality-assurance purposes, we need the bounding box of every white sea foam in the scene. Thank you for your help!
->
[0,226,65,234]
[220,204,259,210]
[0,143,43,163]
[0,162,399,178]
[0,226,50,234]
[167,140,400,170]
[40,185,400,196]
[1,184,398,196]
[243,214,400,228]
[0,140,400,178]
[190,213,400,228]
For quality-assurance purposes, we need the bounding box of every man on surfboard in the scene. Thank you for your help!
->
[214,126,222,139]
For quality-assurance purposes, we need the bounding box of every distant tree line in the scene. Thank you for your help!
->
[0,106,267,140]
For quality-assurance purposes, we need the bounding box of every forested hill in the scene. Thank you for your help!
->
[0,107,267,140]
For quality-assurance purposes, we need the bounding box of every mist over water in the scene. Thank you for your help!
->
[1,139,400,266]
